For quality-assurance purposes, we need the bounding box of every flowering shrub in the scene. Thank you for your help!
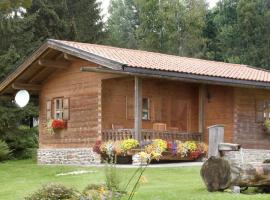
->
[121,139,139,152]
[98,139,139,157]
[177,141,207,159]
[96,139,207,161]
[145,139,167,160]
[100,141,115,157]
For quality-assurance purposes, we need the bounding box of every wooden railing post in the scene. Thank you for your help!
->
[134,76,142,142]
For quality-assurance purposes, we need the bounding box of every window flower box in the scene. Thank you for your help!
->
[52,119,67,129]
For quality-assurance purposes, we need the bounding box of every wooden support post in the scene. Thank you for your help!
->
[199,85,206,135]
[134,76,142,142]
[208,124,224,158]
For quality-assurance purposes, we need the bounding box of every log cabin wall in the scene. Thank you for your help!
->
[102,77,199,133]
[233,87,270,149]
[39,59,120,148]
[204,85,234,143]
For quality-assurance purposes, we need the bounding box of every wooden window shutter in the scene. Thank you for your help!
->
[255,99,264,122]
[126,96,134,120]
[63,98,70,120]
[46,100,52,120]
[53,99,57,119]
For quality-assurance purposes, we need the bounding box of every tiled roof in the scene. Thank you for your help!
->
[54,40,270,83]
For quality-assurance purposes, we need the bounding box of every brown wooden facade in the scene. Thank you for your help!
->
[37,57,270,150]
[1,40,270,151]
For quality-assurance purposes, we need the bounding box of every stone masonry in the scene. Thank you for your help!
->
[38,148,101,165]
[223,149,270,164]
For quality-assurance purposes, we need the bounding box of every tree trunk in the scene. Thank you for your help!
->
[201,157,270,192]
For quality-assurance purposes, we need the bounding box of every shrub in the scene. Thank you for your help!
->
[24,183,80,200]
[3,125,38,159]
[0,140,11,161]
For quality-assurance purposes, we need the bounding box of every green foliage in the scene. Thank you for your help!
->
[0,0,105,160]
[107,0,208,57]
[204,0,270,68]
[0,140,11,161]
[106,0,139,48]
[0,100,38,159]
[105,162,122,192]
[24,183,80,200]
[0,0,32,13]
[106,0,270,69]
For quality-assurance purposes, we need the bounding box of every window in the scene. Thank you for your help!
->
[46,98,69,121]
[54,98,64,119]
[256,100,270,122]
[125,97,151,120]
[142,98,150,120]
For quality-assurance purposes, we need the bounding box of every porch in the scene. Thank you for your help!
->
[101,76,206,145]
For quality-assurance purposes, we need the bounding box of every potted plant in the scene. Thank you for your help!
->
[263,119,270,134]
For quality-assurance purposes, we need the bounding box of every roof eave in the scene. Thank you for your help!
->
[81,66,270,89]
[123,66,270,89]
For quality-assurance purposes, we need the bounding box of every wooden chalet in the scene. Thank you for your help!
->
[1,39,270,165]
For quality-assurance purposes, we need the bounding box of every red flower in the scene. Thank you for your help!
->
[93,140,102,154]
[167,141,173,150]
[52,119,66,129]
[190,150,201,159]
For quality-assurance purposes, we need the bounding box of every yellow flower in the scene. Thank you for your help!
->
[121,139,139,151]
[151,152,162,160]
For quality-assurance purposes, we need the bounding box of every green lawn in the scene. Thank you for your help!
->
[0,160,269,200]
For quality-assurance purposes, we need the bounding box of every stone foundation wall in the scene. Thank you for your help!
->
[223,149,270,164]
[38,148,101,165]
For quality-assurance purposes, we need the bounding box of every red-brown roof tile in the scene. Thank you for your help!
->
[54,40,270,83]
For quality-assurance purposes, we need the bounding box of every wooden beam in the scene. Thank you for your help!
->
[12,83,41,91]
[63,53,80,61]
[134,76,142,142]
[28,67,47,83]
[38,59,70,69]
[199,84,206,135]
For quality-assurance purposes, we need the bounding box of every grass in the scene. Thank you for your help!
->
[0,160,269,200]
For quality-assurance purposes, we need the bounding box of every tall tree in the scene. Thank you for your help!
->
[0,0,105,158]
[106,0,139,48]
[205,0,270,68]
[66,0,104,43]
[181,0,207,57]
[135,0,207,57]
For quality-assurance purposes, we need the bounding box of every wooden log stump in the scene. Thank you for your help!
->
[201,156,270,192]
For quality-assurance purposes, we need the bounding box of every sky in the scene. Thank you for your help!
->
[99,0,220,20]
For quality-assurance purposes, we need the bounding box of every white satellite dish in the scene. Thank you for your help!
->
[15,90,30,108]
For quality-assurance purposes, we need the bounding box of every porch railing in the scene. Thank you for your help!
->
[102,129,202,142]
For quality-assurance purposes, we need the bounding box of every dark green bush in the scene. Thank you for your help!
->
[0,140,11,161]
[0,100,39,160]
[2,125,38,160]
[24,183,80,200]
